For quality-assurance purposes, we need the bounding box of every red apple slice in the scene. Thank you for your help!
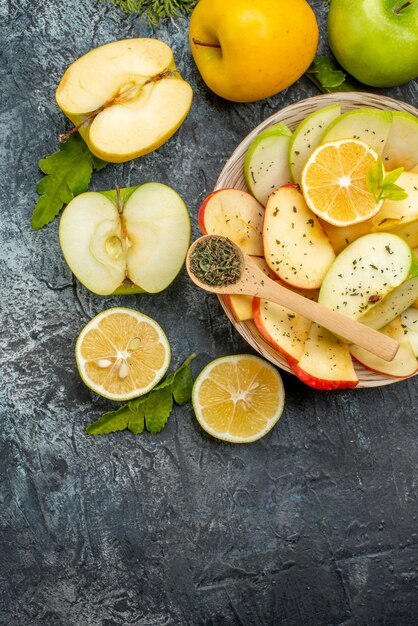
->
[350,317,418,378]
[263,185,335,289]
[198,188,264,255]
[288,323,358,390]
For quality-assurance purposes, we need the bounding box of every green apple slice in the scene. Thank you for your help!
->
[381,111,418,171]
[400,308,418,356]
[289,103,341,183]
[59,184,190,295]
[318,233,418,320]
[358,277,418,330]
[321,108,393,154]
[244,123,292,205]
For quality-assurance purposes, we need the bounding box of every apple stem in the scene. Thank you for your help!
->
[192,38,221,49]
[394,1,412,13]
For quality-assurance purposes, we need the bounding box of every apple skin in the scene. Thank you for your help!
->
[189,0,318,102]
[328,0,418,88]
[288,357,359,390]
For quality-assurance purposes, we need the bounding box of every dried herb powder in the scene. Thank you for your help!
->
[189,236,243,287]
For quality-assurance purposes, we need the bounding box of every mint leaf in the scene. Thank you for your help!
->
[381,167,404,188]
[85,353,196,436]
[32,134,107,230]
[367,160,408,203]
[304,56,356,93]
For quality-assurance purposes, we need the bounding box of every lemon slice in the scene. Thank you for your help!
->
[192,354,285,443]
[75,307,170,401]
[301,139,383,226]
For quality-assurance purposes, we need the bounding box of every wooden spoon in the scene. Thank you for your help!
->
[186,236,399,362]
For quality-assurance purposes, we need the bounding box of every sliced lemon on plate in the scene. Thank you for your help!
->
[192,354,285,443]
[301,138,383,226]
[75,307,170,401]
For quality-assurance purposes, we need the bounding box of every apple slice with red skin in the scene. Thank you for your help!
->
[222,257,277,321]
[198,188,264,255]
[288,323,358,390]
[350,317,418,378]
[263,184,335,289]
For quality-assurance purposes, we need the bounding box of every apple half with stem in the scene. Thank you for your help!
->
[198,189,264,255]
[244,123,292,205]
[56,39,193,163]
[59,184,190,295]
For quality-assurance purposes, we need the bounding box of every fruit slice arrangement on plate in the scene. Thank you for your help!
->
[199,96,418,389]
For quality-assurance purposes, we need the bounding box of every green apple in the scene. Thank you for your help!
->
[56,39,193,163]
[382,111,418,170]
[244,123,292,206]
[318,233,418,320]
[289,103,341,183]
[59,184,191,295]
[328,0,418,88]
[358,277,418,329]
[189,0,318,102]
[321,108,393,154]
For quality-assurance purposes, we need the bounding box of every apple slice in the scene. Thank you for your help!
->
[358,277,418,330]
[321,108,392,155]
[319,218,373,255]
[289,103,341,183]
[350,317,418,378]
[198,189,264,255]
[382,111,418,171]
[372,172,418,231]
[244,123,292,205]
[288,323,358,390]
[253,294,311,362]
[263,184,335,289]
[59,184,190,295]
[56,39,193,163]
[318,233,418,321]
[400,308,418,356]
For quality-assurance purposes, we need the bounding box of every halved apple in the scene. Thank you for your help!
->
[263,185,335,289]
[318,233,418,321]
[56,39,193,163]
[350,317,418,378]
[321,108,392,155]
[382,111,418,171]
[198,189,264,255]
[289,103,341,183]
[244,123,292,205]
[59,184,190,295]
[288,323,358,390]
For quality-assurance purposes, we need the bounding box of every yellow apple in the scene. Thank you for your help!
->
[189,0,318,102]
[56,39,193,163]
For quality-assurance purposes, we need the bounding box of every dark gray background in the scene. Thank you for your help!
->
[1,1,417,624]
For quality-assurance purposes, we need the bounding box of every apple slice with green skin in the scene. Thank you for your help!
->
[289,103,341,183]
[253,293,312,362]
[372,172,418,231]
[263,184,335,289]
[318,233,418,321]
[350,317,418,378]
[382,111,418,171]
[288,323,358,390]
[244,123,292,206]
[358,277,418,330]
[198,189,264,255]
[59,184,190,296]
[321,108,392,155]
[56,39,193,163]
[400,308,418,357]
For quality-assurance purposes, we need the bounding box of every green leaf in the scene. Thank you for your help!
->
[145,387,173,434]
[85,353,196,437]
[304,56,356,93]
[32,134,107,230]
[367,159,408,203]
[381,167,404,188]
[105,0,198,24]
[85,404,131,435]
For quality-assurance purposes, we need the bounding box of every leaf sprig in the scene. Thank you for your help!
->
[366,157,409,203]
[304,55,356,93]
[32,134,107,230]
[85,353,196,436]
[104,0,198,25]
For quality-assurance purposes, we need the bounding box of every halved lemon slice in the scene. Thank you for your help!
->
[301,139,383,226]
[75,307,170,401]
[192,355,285,443]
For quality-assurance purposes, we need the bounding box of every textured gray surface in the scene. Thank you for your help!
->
[1,1,418,624]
